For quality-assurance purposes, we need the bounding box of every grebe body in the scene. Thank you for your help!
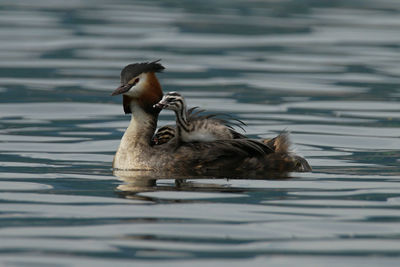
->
[111,61,311,176]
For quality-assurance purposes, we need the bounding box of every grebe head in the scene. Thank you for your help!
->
[111,60,165,114]
[153,92,186,112]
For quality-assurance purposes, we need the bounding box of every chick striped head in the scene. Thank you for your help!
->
[153,92,186,112]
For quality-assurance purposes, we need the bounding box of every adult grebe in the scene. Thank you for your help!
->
[111,60,311,176]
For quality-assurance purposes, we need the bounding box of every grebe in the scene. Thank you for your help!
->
[151,106,245,145]
[111,60,311,176]
[154,92,245,143]
[151,125,176,145]
[152,92,291,153]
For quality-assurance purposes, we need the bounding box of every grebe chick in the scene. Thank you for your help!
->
[153,125,291,153]
[111,60,311,175]
[152,107,245,145]
[154,92,245,143]
[151,125,175,145]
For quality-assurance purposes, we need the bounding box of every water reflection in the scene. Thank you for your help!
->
[114,168,295,199]
[116,179,247,202]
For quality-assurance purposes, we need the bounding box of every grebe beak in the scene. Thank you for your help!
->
[111,84,133,96]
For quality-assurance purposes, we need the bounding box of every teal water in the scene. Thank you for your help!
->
[1,0,400,266]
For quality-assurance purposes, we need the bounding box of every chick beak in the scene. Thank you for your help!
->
[111,84,133,96]
[153,102,165,109]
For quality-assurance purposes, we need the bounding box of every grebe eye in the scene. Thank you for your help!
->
[133,78,140,85]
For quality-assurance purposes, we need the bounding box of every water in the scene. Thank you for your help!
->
[0,0,400,265]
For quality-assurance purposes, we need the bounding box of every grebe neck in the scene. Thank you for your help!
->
[112,99,159,170]
[124,101,158,147]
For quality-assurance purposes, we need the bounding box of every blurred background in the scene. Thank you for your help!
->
[0,0,400,266]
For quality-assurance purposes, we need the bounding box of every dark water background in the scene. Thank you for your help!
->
[0,0,399,266]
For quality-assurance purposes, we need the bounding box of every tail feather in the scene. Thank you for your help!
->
[262,132,311,172]
[262,132,290,153]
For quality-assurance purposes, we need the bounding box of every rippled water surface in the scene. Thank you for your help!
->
[1,0,400,266]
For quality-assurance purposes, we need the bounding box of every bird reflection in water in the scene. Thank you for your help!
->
[114,168,294,200]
